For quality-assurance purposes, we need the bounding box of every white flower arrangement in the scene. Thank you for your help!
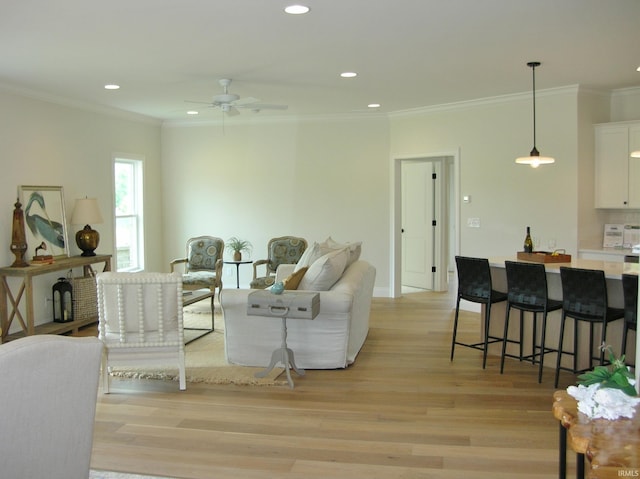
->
[567,383,640,419]
[566,344,640,420]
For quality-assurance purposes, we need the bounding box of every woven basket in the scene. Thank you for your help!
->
[72,275,98,321]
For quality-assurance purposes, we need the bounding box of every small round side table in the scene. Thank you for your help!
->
[223,260,253,288]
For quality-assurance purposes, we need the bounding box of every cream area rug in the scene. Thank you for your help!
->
[108,300,287,386]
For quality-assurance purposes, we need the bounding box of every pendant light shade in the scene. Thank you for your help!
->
[515,61,555,168]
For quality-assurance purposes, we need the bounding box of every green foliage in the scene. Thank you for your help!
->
[577,345,637,397]
[226,237,252,254]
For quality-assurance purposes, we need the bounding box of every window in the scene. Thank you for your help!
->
[113,156,144,271]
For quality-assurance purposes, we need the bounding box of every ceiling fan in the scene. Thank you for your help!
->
[187,78,288,116]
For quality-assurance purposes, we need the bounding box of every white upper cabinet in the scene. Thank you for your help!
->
[595,122,640,208]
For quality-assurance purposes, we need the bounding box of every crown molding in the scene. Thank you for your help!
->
[0,82,161,126]
[388,85,581,119]
[610,85,640,98]
[161,111,388,128]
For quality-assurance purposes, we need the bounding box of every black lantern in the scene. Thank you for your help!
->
[53,277,73,323]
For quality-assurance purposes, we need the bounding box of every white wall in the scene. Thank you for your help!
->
[390,88,579,259]
[2,83,640,332]
[160,116,391,293]
[0,87,162,330]
[611,87,640,123]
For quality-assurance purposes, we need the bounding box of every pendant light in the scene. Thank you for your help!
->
[515,61,555,168]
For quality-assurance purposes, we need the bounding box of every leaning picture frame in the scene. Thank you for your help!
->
[18,185,70,258]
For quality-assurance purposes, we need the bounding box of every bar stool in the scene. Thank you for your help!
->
[554,267,625,388]
[500,261,562,383]
[621,273,638,366]
[450,256,507,369]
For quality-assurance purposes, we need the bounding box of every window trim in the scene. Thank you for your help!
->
[113,154,145,272]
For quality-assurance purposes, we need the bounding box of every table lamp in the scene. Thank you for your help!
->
[71,197,104,256]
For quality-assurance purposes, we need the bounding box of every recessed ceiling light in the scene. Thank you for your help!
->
[104,84,120,90]
[368,103,381,108]
[187,111,199,115]
[284,5,310,14]
[340,72,357,78]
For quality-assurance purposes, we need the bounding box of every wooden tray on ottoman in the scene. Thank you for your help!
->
[517,251,572,263]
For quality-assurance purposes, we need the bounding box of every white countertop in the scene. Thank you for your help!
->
[579,247,638,257]
[489,256,640,279]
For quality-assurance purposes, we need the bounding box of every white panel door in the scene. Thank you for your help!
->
[402,161,434,289]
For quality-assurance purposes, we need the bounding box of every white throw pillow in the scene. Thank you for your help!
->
[294,242,320,271]
[298,247,350,291]
[321,237,362,267]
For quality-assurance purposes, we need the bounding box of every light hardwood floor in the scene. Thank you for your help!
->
[88,287,576,479]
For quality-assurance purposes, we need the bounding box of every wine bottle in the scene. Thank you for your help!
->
[523,226,533,253]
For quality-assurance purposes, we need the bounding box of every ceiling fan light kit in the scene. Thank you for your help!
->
[515,61,555,168]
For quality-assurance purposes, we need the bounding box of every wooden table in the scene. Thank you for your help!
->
[0,255,111,341]
[552,390,640,479]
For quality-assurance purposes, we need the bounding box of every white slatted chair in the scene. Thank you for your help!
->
[0,335,103,479]
[97,271,186,392]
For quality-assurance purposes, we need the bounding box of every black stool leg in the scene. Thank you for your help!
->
[450,297,461,361]
[530,312,538,364]
[538,313,548,383]
[518,310,524,361]
[482,302,491,369]
[573,320,579,375]
[500,304,511,374]
[555,313,567,388]
[598,319,607,365]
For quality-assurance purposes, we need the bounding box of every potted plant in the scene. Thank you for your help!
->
[226,237,252,261]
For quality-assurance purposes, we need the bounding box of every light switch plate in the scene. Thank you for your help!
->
[467,217,480,228]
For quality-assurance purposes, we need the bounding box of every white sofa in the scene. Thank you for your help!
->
[221,259,376,369]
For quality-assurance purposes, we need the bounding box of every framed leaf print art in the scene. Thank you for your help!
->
[19,185,70,258]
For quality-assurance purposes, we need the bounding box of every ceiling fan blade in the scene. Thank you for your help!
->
[226,106,240,116]
[233,96,261,106]
[236,103,288,111]
[184,100,213,105]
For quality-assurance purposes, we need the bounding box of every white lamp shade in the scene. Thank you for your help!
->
[71,198,104,225]
[515,155,555,168]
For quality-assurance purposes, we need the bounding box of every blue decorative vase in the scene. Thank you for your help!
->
[271,282,284,295]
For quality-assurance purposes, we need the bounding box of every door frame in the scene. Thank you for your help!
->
[391,149,461,298]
